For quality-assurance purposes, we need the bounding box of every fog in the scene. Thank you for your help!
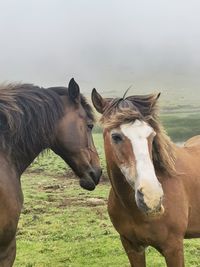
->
[0,0,200,95]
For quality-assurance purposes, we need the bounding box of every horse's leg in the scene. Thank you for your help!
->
[120,235,146,267]
[0,238,16,267]
[162,238,184,267]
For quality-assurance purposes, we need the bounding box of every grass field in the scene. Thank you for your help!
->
[14,132,200,267]
[15,173,200,267]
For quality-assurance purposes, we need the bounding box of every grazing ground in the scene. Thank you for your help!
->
[15,173,200,267]
[14,133,200,267]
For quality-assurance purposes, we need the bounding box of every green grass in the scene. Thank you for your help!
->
[15,172,200,267]
[15,173,126,267]
[15,116,200,266]
[161,113,200,142]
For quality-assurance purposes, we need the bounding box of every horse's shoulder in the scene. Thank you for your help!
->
[184,135,200,148]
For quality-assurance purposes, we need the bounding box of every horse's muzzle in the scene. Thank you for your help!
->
[136,189,164,216]
[79,167,102,191]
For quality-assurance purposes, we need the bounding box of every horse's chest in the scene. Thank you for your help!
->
[111,209,167,248]
[0,220,17,248]
[108,193,167,246]
[123,219,152,243]
[0,180,22,247]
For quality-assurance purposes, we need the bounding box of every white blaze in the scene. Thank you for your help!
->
[120,120,163,210]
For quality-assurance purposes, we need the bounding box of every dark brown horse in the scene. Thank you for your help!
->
[0,78,102,266]
[92,89,200,267]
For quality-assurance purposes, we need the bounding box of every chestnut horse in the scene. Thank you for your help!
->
[92,89,200,267]
[0,78,101,267]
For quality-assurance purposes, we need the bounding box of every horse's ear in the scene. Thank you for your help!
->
[151,92,161,107]
[148,92,161,117]
[155,92,161,101]
[91,89,108,114]
[68,78,80,103]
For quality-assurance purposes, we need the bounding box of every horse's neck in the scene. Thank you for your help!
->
[13,146,45,176]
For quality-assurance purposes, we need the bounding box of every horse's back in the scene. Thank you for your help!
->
[175,135,200,237]
[177,135,200,170]
[178,135,200,183]
[184,135,200,148]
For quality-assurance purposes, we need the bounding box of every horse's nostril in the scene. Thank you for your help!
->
[89,171,96,179]
[89,168,102,185]
[137,188,144,198]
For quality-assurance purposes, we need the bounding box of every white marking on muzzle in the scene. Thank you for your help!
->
[120,120,163,210]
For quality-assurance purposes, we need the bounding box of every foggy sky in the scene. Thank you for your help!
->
[0,0,200,95]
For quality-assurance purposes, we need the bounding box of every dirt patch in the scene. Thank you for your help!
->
[57,197,106,208]
[43,184,61,190]
[86,198,106,206]
[38,181,71,193]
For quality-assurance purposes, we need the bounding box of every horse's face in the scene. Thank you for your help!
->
[52,79,101,191]
[92,89,164,215]
[108,120,164,214]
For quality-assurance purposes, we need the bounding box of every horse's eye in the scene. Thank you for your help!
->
[111,133,123,143]
[87,124,94,130]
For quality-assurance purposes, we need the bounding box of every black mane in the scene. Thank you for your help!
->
[0,83,93,170]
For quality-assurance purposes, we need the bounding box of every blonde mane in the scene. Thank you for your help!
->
[100,94,177,176]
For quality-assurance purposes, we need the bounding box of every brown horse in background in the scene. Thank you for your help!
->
[0,78,102,266]
[92,89,200,267]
